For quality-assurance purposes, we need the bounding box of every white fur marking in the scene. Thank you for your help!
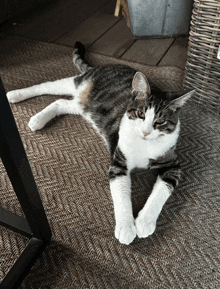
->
[135,176,171,238]
[7,77,95,131]
[7,77,77,103]
[141,107,155,137]
[110,176,136,245]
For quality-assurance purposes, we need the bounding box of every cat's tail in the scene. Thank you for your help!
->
[73,42,92,74]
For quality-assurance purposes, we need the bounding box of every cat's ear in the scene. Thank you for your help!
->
[132,72,151,98]
[168,89,195,111]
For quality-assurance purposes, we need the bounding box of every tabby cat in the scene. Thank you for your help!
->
[7,42,194,245]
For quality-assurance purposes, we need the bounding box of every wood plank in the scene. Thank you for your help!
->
[88,18,134,58]
[10,0,110,42]
[158,37,189,69]
[56,0,120,47]
[122,38,175,66]
[6,0,70,36]
[0,1,55,34]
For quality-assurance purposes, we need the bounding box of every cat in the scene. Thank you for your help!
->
[7,42,194,245]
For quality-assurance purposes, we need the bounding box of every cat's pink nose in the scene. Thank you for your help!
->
[142,131,151,137]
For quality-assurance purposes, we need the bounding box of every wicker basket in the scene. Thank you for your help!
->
[185,0,220,113]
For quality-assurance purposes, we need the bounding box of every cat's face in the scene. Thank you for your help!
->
[127,105,177,140]
[126,72,194,141]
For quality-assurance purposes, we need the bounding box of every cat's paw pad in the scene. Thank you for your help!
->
[7,91,23,103]
[115,222,136,245]
[135,213,156,239]
[28,114,45,131]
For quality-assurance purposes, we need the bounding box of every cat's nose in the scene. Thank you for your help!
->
[142,131,151,137]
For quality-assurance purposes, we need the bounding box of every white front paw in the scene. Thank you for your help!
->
[135,212,156,239]
[28,114,45,131]
[115,221,136,245]
[7,91,23,103]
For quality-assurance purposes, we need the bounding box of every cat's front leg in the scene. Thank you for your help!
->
[135,164,181,239]
[109,171,136,245]
[135,176,172,238]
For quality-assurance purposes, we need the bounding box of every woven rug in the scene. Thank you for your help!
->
[0,34,220,289]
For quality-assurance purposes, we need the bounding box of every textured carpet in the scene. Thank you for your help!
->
[0,34,220,289]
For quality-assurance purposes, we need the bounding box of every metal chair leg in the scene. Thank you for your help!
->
[0,77,52,289]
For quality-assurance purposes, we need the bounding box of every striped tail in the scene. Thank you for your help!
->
[73,42,92,74]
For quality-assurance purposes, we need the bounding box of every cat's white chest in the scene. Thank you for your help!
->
[119,134,162,170]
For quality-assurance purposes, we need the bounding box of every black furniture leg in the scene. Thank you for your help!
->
[0,77,52,289]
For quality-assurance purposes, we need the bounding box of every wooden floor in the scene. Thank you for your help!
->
[0,0,189,69]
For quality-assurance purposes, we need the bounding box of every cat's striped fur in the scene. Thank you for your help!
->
[7,42,194,244]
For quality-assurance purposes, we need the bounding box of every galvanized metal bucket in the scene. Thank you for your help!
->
[127,0,193,38]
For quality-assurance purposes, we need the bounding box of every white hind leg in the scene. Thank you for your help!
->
[7,77,76,103]
[29,98,82,131]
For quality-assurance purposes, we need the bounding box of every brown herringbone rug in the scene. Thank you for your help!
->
[0,34,220,289]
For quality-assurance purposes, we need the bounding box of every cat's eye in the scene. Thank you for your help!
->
[137,111,145,119]
[155,119,165,125]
